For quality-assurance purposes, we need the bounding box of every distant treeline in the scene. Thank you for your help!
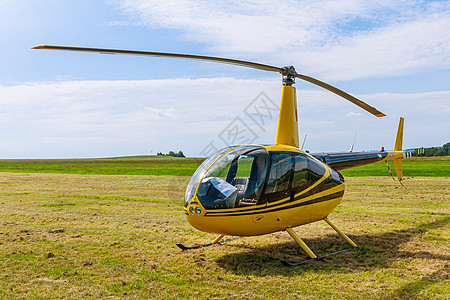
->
[156,151,185,158]
[415,142,449,157]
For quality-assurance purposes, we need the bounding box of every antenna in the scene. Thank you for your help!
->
[301,134,308,150]
[349,131,357,152]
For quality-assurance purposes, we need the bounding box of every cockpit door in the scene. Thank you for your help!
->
[260,152,294,204]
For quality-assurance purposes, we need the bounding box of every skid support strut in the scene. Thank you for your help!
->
[211,234,225,244]
[281,218,357,266]
[323,217,357,247]
[285,227,317,259]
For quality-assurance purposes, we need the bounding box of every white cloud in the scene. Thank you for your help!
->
[113,0,450,80]
[0,78,448,158]
[144,107,175,117]
[303,14,450,80]
[0,78,279,158]
[345,112,364,117]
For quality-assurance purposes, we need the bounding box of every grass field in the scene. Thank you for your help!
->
[0,157,449,299]
[0,155,448,177]
[340,156,450,177]
[0,156,204,176]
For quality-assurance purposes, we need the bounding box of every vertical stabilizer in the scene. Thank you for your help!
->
[393,117,405,181]
[384,117,410,186]
[394,117,404,151]
[393,158,403,181]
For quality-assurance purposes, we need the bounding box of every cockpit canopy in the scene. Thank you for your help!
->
[185,144,339,210]
[184,145,268,209]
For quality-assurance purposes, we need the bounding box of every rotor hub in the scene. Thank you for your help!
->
[281,66,296,86]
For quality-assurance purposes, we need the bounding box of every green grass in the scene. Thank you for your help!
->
[0,173,448,299]
[0,156,204,176]
[341,157,450,177]
[0,156,448,177]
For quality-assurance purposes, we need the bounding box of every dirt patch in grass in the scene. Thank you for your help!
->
[0,173,448,299]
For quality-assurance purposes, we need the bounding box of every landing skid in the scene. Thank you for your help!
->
[281,247,356,266]
[282,217,358,267]
[176,235,243,250]
[177,218,357,267]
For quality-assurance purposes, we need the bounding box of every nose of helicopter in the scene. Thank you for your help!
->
[184,197,219,234]
[185,198,205,217]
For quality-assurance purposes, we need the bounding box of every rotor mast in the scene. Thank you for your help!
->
[275,85,299,148]
[275,66,299,148]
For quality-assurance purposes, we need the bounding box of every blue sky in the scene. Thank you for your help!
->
[0,0,449,158]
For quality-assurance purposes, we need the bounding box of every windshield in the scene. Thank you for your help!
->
[185,145,268,209]
[193,146,269,209]
[184,146,234,206]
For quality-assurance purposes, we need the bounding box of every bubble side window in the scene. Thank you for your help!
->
[307,156,326,184]
[292,153,308,194]
[261,152,294,203]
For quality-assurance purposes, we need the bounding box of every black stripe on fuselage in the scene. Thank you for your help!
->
[203,190,344,217]
[203,185,318,216]
[312,151,388,171]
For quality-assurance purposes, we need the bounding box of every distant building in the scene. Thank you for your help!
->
[410,144,448,157]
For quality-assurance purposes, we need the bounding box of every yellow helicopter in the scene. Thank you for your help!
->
[33,45,407,266]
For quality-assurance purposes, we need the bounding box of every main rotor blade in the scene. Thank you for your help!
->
[295,73,386,117]
[32,45,283,73]
[33,44,385,117]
